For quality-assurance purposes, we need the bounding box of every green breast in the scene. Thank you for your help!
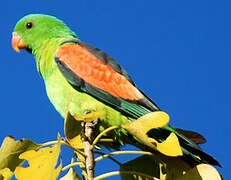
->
[34,38,130,129]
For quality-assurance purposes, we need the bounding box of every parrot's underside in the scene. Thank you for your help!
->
[12,14,221,167]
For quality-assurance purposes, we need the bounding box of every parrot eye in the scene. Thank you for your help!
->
[26,22,33,29]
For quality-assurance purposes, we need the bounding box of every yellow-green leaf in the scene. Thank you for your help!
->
[120,155,160,180]
[15,136,62,180]
[134,111,170,131]
[178,163,222,180]
[149,133,182,157]
[119,152,222,180]
[159,155,192,179]
[0,168,13,180]
[120,154,191,180]
[64,111,84,149]
[122,111,182,156]
[0,136,40,173]
[60,168,81,180]
[154,154,221,180]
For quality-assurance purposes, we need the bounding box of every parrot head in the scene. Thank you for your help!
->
[12,14,76,53]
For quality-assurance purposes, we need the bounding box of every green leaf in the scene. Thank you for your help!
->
[60,168,81,180]
[15,135,62,180]
[0,136,40,173]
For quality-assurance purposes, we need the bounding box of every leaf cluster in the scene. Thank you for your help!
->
[0,111,222,179]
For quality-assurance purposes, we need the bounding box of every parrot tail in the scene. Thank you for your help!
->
[148,125,221,167]
[174,128,206,144]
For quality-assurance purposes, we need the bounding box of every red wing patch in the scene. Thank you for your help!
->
[56,44,144,101]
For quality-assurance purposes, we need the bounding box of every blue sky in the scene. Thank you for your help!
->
[0,0,229,179]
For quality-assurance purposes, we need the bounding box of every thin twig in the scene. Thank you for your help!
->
[91,126,120,149]
[93,151,122,166]
[61,162,82,172]
[94,171,159,180]
[98,138,114,143]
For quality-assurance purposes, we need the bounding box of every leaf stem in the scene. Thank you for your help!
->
[98,138,114,143]
[93,151,122,166]
[94,150,153,162]
[40,140,60,147]
[61,162,82,172]
[39,140,85,156]
[94,171,159,180]
[91,126,120,149]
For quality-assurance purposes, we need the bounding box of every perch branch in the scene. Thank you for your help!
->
[83,121,95,179]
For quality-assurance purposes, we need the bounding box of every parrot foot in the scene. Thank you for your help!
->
[81,119,98,128]
[74,110,105,123]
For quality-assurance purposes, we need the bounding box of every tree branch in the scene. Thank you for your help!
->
[83,121,95,179]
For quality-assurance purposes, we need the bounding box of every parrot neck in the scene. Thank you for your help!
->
[33,37,78,79]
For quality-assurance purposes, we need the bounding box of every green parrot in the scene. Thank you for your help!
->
[12,14,220,167]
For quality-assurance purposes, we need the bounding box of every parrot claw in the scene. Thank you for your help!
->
[91,119,99,126]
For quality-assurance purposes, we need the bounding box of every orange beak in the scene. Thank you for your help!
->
[11,32,26,53]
